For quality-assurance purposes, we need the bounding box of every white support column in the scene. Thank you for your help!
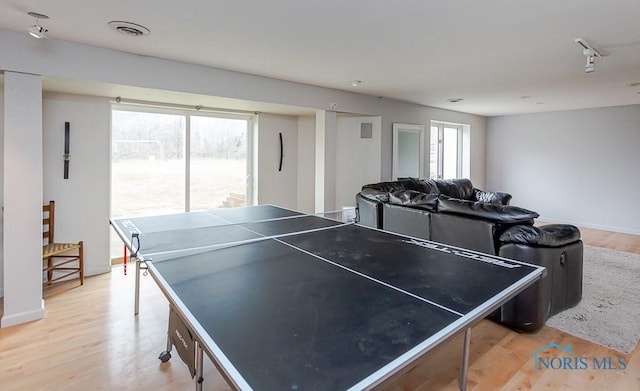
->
[314,110,337,213]
[314,112,325,213]
[1,71,44,327]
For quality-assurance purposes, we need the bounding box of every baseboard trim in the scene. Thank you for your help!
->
[1,300,45,328]
[40,265,112,284]
[87,265,112,275]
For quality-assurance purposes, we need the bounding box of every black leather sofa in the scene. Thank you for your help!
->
[356,178,538,254]
[355,178,583,332]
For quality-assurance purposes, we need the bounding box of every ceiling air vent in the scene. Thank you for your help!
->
[108,21,150,37]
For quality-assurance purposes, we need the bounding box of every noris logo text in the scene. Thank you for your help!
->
[533,343,627,371]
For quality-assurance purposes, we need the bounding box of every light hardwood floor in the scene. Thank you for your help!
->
[1,228,639,390]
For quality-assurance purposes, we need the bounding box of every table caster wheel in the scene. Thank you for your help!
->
[159,351,171,363]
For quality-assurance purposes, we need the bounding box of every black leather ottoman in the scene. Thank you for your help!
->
[494,224,583,332]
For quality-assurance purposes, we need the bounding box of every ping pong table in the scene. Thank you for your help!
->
[111,204,545,391]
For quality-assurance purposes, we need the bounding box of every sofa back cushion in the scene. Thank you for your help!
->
[362,178,439,195]
[473,189,513,205]
[362,181,411,193]
[388,190,439,212]
[434,178,475,200]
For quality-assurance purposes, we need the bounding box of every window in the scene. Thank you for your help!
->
[189,115,249,211]
[430,121,463,180]
[112,109,186,217]
[111,106,253,219]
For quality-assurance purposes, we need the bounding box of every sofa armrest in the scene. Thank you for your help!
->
[359,188,391,203]
[438,195,538,224]
[355,193,383,228]
[500,224,581,247]
[473,188,512,205]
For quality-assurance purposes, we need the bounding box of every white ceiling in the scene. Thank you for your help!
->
[1,0,640,116]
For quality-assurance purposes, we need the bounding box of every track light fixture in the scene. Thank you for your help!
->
[26,12,49,39]
[585,55,595,73]
[575,38,605,74]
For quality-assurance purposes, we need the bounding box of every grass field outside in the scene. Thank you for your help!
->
[110,157,247,257]
[111,158,247,217]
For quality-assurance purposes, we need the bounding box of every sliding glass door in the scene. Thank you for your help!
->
[111,106,252,219]
[111,109,186,217]
[189,115,248,211]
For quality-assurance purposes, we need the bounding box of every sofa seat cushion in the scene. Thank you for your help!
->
[438,195,539,224]
[388,190,439,212]
[500,224,581,247]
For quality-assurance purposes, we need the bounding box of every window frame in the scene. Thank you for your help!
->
[430,121,464,180]
[110,103,255,215]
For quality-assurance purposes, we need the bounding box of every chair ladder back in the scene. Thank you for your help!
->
[43,200,55,244]
[42,200,83,286]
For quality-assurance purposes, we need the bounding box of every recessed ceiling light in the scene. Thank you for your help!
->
[629,82,640,88]
[447,98,463,103]
[349,80,362,87]
[108,21,150,36]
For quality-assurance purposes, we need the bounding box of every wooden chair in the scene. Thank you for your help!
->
[43,201,84,285]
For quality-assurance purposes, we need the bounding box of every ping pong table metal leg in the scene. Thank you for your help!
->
[195,340,204,391]
[459,327,471,391]
[134,258,141,315]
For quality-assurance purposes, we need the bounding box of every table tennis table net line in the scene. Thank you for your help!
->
[118,210,340,256]
[203,207,355,225]
[121,208,348,245]
[199,210,331,227]
[134,221,355,261]
[275,237,466,318]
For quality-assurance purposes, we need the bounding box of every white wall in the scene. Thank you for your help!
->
[336,116,382,209]
[0,91,111,302]
[297,116,316,213]
[370,100,488,186]
[0,29,488,186]
[315,111,338,213]
[256,113,299,208]
[42,93,112,277]
[285,114,383,213]
[2,72,44,327]
[0,80,3,296]
[487,104,640,234]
